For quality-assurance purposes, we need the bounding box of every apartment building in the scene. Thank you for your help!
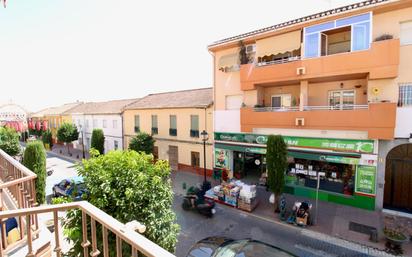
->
[66,99,139,153]
[30,102,82,142]
[209,0,412,213]
[123,88,213,175]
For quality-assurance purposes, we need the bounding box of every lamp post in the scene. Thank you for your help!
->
[79,124,86,159]
[200,130,211,191]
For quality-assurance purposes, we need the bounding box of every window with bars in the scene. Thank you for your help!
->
[169,115,177,136]
[151,115,158,135]
[399,83,412,107]
[190,115,199,138]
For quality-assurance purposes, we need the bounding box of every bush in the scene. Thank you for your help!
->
[42,129,53,149]
[128,132,155,155]
[22,141,46,204]
[0,127,21,156]
[91,129,105,154]
[57,123,79,154]
[61,150,179,255]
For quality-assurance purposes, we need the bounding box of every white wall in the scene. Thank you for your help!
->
[395,107,412,138]
[72,114,123,153]
[214,110,240,133]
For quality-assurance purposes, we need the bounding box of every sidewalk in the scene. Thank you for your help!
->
[171,170,412,256]
[49,144,89,162]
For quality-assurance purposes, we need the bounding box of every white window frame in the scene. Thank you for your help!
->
[400,20,412,46]
[327,89,356,110]
[271,94,292,108]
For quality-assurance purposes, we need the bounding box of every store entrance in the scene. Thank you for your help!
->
[233,151,265,183]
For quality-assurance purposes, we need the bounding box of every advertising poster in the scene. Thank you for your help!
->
[355,165,376,195]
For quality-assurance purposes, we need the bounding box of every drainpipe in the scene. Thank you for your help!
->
[121,112,125,150]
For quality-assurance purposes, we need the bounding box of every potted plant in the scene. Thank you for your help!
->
[384,226,409,255]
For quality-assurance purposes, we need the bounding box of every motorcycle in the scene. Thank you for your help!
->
[182,185,216,217]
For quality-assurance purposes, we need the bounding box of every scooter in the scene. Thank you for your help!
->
[182,185,216,217]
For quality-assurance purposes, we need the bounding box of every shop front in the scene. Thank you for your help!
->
[214,132,378,210]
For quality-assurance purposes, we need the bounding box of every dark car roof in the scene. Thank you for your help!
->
[187,237,295,257]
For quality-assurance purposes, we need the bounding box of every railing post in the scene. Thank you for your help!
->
[102,226,109,257]
[0,220,7,251]
[26,215,34,257]
[90,218,100,256]
[53,210,62,257]
[116,235,122,257]
[81,211,90,257]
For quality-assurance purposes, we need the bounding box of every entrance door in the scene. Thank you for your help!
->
[328,90,355,110]
[168,145,179,171]
[384,144,412,213]
[233,151,244,179]
[271,96,281,108]
[320,33,328,56]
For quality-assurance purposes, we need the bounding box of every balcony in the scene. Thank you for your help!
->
[240,39,400,90]
[240,103,397,140]
[0,149,175,257]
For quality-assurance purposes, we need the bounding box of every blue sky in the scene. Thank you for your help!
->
[0,0,360,112]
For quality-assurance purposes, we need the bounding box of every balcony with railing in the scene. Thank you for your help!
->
[0,149,175,257]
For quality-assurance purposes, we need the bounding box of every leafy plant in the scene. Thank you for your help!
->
[57,123,79,155]
[59,150,179,256]
[42,129,53,149]
[266,135,288,212]
[91,129,105,154]
[22,141,46,204]
[0,126,21,156]
[128,132,155,155]
[384,227,407,241]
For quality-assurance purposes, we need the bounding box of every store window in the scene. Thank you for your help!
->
[400,21,412,45]
[399,83,412,107]
[190,115,199,137]
[286,158,355,195]
[134,115,140,133]
[191,151,200,167]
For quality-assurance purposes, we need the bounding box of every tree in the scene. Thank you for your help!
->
[42,129,53,149]
[61,150,180,255]
[90,129,105,154]
[57,123,79,155]
[22,141,46,204]
[0,127,21,156]
[266,135,288,213]
[128,132,155,155]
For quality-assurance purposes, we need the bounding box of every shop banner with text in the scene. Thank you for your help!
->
[355,165,376,196]
[215,132,374,154]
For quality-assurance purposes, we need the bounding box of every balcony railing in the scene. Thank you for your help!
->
[256,56,301,67]
[253,104,368,112]
[0,201,175,257]
[0,149,38,253]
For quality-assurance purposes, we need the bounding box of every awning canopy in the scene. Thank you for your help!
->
[256,30,301,58]
[218,53,239,69]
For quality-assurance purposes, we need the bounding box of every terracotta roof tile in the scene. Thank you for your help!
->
[124,88,213,110]
[65,99,140,115]
[31,102,82,117]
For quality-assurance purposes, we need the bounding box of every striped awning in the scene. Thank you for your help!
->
[256,30,301,58]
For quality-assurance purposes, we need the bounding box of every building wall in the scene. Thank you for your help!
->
[72,114,124,153]
[123,107,214,171]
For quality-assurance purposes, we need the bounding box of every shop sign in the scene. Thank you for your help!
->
[215,148,230,170]
[355,165,376,196]
[322,155,360,165]
[214,132,374,154]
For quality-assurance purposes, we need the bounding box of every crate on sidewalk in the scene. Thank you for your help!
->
[238,197,258,212]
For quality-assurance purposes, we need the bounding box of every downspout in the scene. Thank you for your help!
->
[121,111,125,150]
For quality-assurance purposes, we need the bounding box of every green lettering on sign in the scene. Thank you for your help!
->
[355,165,376,195]
[214,132,374,154]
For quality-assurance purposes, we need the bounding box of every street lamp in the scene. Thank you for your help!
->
[79,124,86,159]
[200,130,211,191]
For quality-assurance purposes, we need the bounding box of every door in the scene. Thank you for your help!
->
[328,90,355,110]
[320,33,328,56]
[168,145,179,171]
[271,94,291,108]
[271,96,281,108]
[384,144,412,213]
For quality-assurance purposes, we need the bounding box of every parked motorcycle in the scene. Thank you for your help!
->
[182,185,216,217]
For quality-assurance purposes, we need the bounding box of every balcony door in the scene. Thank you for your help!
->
[328,90,355,110]
[271,94,291,108]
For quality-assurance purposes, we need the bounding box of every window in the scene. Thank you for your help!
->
[400,21,412,45]
[190,115,199,137]
[169,115,177,136]
[271,94,291,108]
[328,90,355,110]
[103,120,107,128]
[151,115,158,135]
[399,83,412,106]
[114,140,119,150]
[191,152,200,167]
[93,119,98,128]
[153,146,159,161]
[113,120,117,129]
[134,115,140,133]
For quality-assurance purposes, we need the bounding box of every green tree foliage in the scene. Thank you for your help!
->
[22,141,46,204]
[57,123,79,154]
[128,132,155,155]
[42,129,53,149]
[61,150,179,256]
[90,129,105,154]
[0,127,21,156]
[266,135,288,212]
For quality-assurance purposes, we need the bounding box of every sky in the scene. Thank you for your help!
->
[0,0,361,112]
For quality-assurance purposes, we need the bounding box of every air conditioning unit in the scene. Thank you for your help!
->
[245,44,256,54]
[296,67,306,75]
[295,118,305,126]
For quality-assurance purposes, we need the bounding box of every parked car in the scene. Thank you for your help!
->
[186,237,295,257]
[52,176,88,201]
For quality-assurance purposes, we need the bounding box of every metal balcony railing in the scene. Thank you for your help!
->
[256,56,301,67]
[0,201,175,257]
[253,104,369,112]
[253,106,300,112]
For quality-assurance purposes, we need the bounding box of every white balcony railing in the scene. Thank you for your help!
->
[256,56,301,67]
[254,104,368,112]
